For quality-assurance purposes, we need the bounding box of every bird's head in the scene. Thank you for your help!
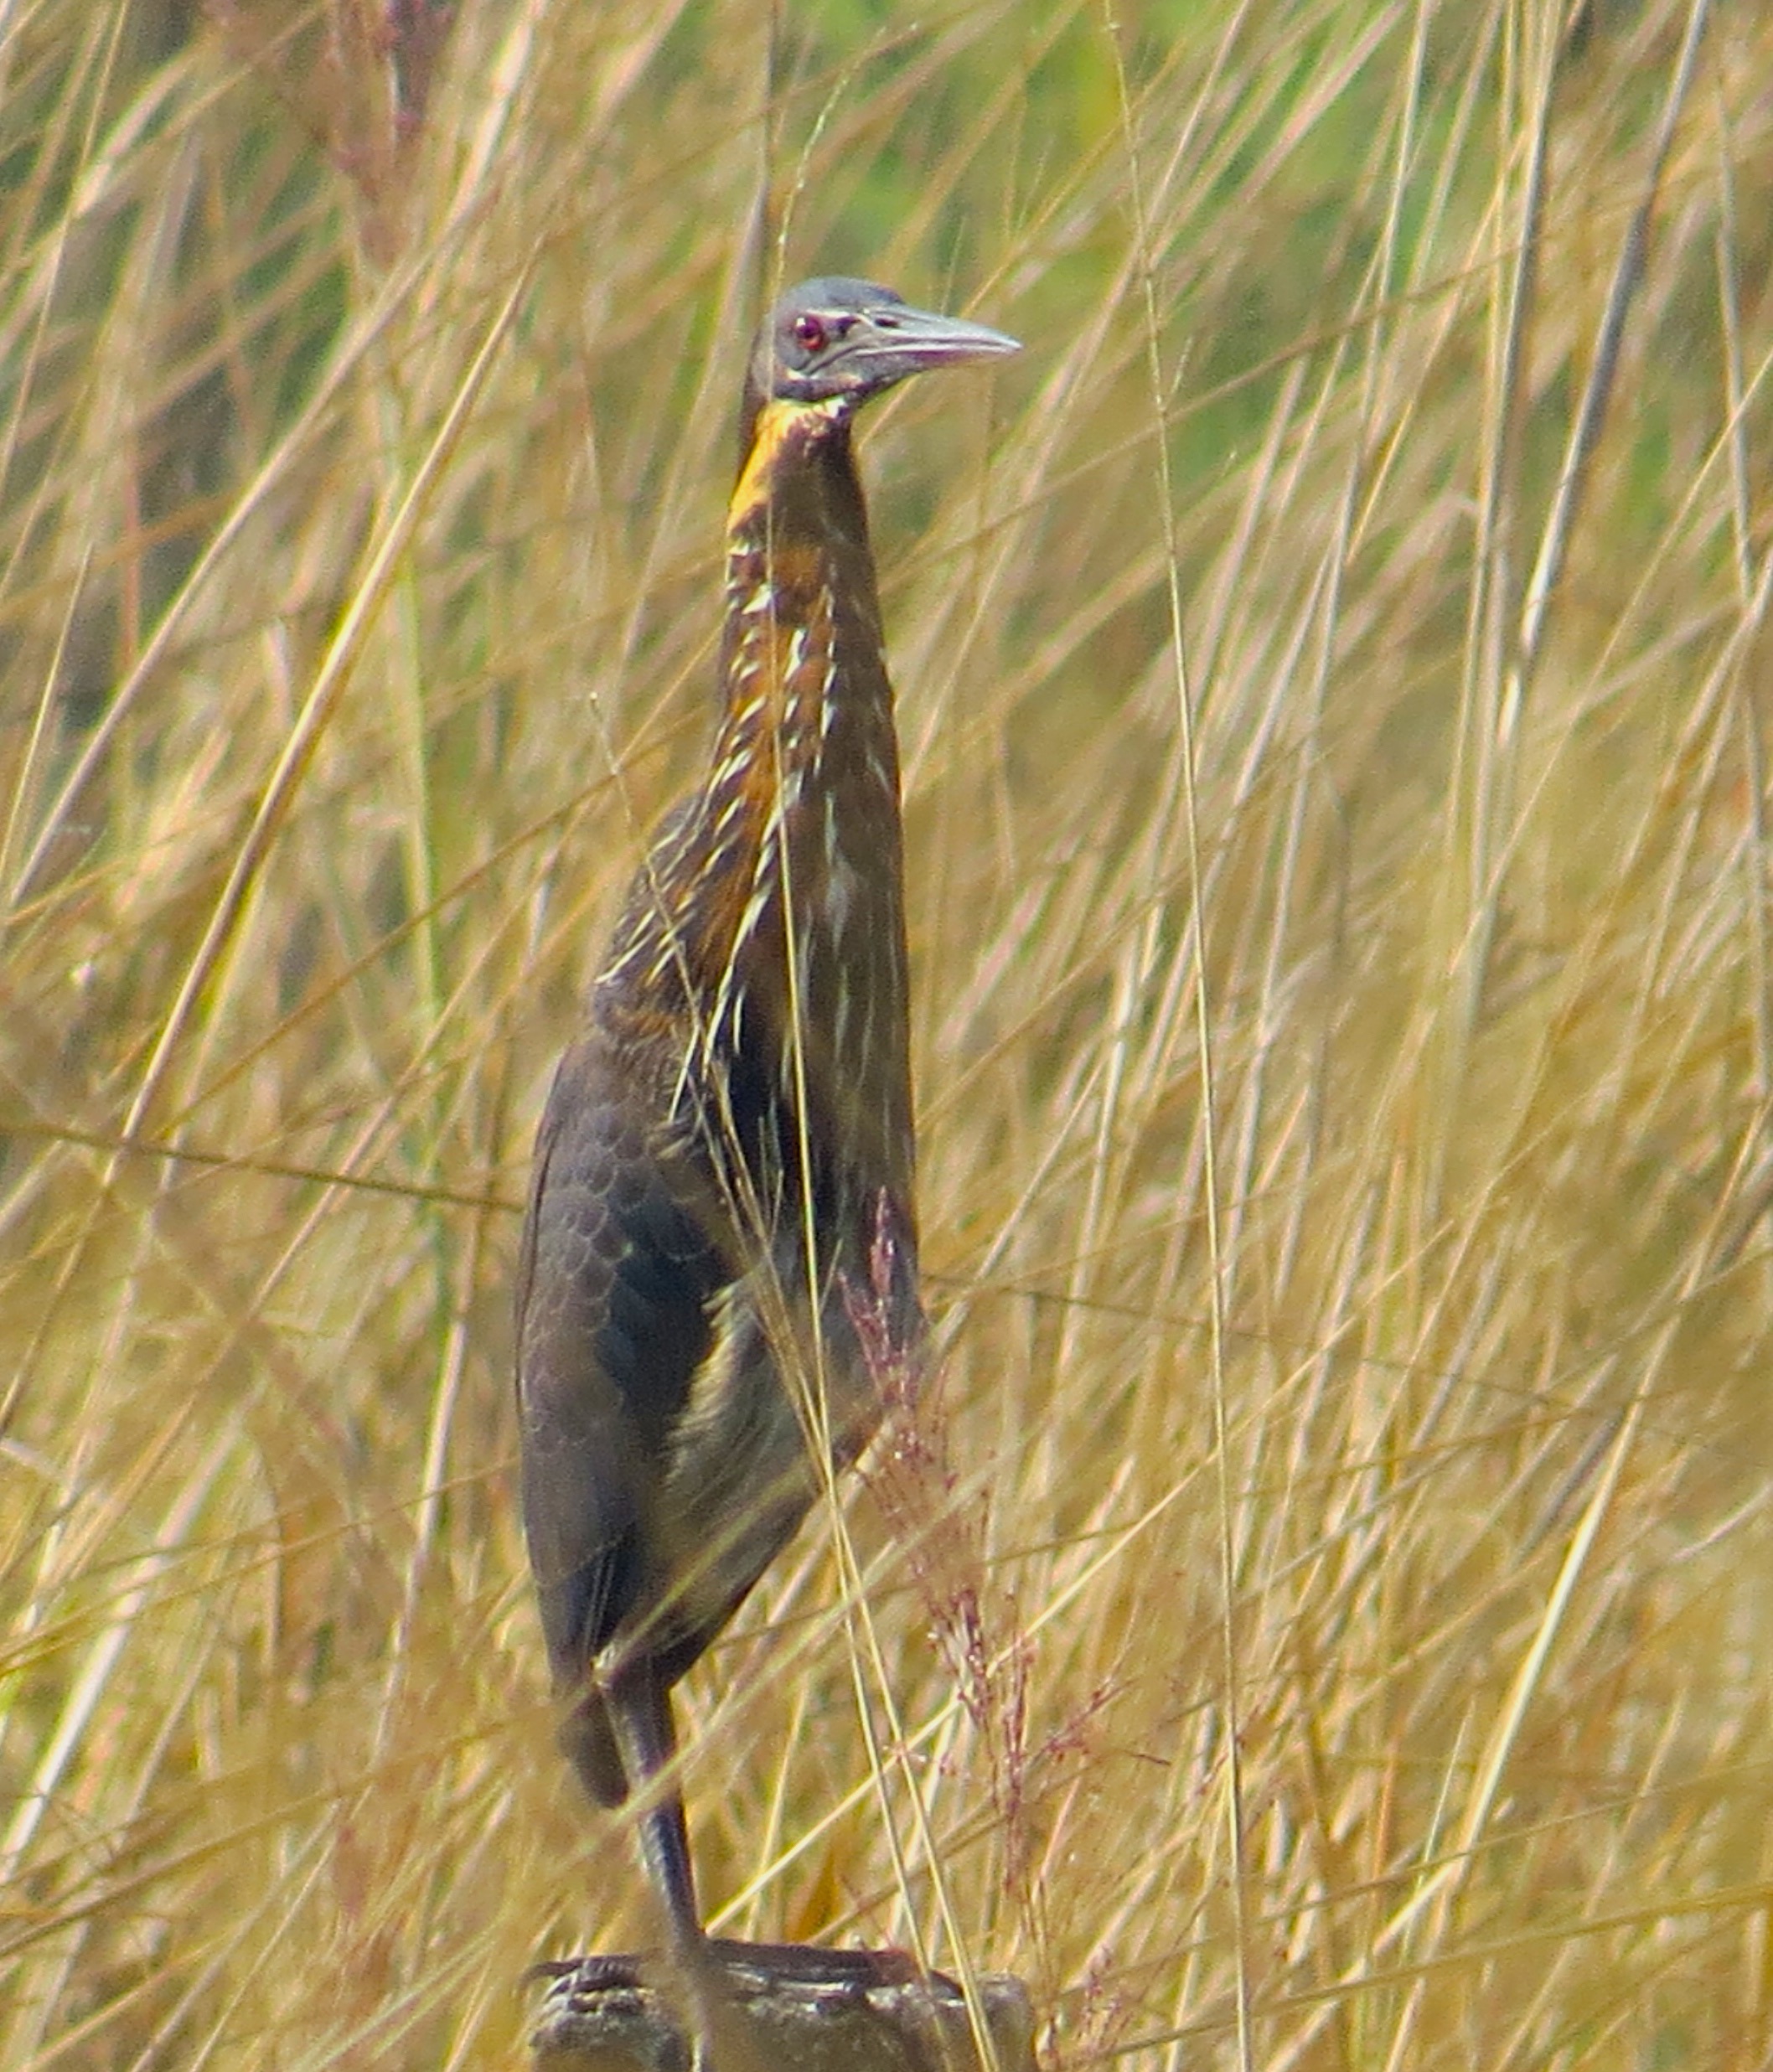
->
[746,277,1020,422]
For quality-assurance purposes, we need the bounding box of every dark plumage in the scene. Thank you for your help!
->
[516,277,1018,1956]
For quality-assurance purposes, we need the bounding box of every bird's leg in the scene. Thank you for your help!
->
[605,1661,704,1961]
[607,1666,903,2010]
[607,1662,744,2070]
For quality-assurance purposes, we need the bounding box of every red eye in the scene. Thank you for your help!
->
[791,313,827,353]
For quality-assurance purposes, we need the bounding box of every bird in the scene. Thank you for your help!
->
[515,277,1019,1963]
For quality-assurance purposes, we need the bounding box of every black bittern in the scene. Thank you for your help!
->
[516,279,1018,1958]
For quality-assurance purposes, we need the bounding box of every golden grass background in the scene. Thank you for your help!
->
[5,0,1773,2064]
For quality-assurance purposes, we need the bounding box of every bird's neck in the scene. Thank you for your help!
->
[695,398,900,869]
[718,398,885,715]
[603,395,910,1043]
[693,399,914,1182]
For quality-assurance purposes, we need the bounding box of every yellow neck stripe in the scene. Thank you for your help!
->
[727,397,844,529]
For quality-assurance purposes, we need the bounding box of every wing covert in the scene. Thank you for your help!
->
[515,1040,727,1684]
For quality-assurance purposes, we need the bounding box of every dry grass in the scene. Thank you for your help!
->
[5,0,1773,2065]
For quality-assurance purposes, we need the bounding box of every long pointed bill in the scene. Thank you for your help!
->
[837,302,1021,386]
